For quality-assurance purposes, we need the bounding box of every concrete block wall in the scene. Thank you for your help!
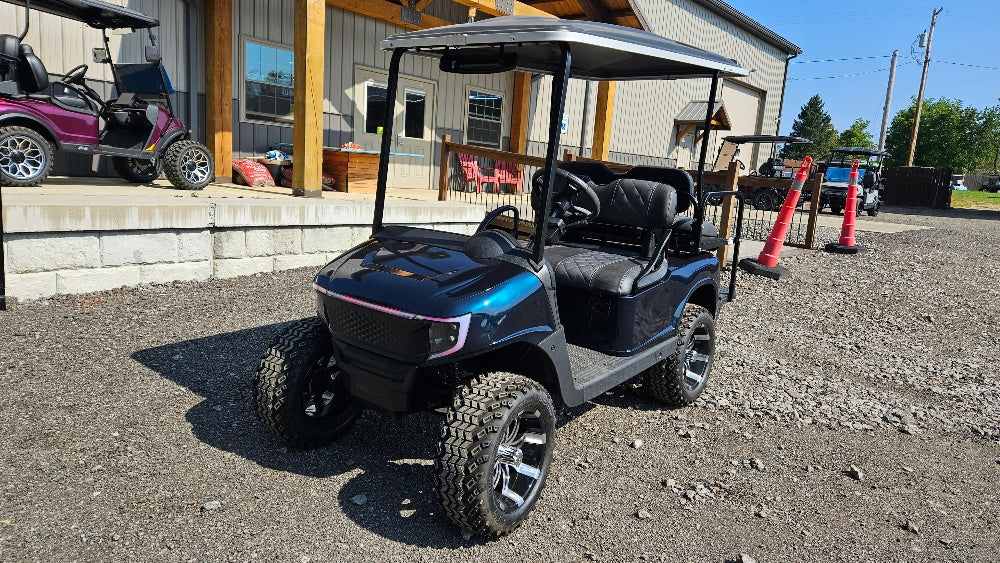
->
[2,196,481,301]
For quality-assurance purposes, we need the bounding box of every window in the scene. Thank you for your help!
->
[364,81,388,134]
[466,89,502,148]
[243,39,294,123]
[403,89,426,139]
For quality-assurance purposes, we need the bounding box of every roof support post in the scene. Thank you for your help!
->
[292,0,326,198]
[694,71,721,251]
[531,43,571,266]
[373,48,407,234]
[510,71,531,154]
[205,0,232,181]
[591,80,615,161]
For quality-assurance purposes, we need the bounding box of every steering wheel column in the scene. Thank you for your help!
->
[530,168,601,244]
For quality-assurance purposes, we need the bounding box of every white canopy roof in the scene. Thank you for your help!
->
[382,16,748,81]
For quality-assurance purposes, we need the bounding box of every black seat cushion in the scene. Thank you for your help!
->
[624,166,696,212]
[546,244,667,297]
[591,178,677,231]
[17,44,48,93]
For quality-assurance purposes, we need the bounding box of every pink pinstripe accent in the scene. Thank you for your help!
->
[313,283,470,359]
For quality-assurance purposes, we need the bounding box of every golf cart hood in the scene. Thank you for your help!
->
[2,0,159,29]
[314,226,546,321]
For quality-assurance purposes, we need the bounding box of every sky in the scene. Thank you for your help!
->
[724,0,1000,142]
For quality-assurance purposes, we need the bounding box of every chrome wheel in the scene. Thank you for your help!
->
[0,135,46,180]
[682,324,714,393]
[301,355,353,425]
[179,147,211,185]
[492,408,547,513]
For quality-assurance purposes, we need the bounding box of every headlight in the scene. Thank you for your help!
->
[427,314,471,359]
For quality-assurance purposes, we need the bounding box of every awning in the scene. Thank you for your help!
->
[675,101,731,142]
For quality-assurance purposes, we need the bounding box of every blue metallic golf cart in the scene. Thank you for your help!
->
[252,16,748,538]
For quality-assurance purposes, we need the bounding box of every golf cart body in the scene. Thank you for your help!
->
[0,0,213,188]
[821,147,888,215]
[257,16,749,538]
[712,134,811,210]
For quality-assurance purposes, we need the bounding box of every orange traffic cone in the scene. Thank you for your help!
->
[739,157,813,280]
[825,158,868,255]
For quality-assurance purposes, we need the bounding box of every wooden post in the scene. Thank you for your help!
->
[509,72,531,155]
[291,0,325,198]
[438,134,451,201]
[562,149,577,162]
[205,0,232,181]
[716,161,740,267]
[803,172,824,249]
[591,81,615,161]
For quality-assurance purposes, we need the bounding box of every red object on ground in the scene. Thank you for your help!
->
[755,156,813,268]
[837,159,861,247]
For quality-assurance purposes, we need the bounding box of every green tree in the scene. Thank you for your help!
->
[837,118,876,149]
[885,97,1000,172]
[779,94,839,160]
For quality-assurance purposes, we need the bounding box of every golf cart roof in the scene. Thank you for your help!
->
[830,147,888,157]
[722,135,811,144]
[382,16,749,81]
[3,0,158,29]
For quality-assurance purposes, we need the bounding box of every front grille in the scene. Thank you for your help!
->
[324,296,430,363]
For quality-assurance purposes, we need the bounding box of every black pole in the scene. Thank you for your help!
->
[372,48,407,235]
[1,184,6,310]
[693,71,720,252]
[531,43,571,266]
[18,0,30,40]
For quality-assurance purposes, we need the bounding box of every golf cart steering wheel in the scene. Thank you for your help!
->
[530,168,601,224]
[63,64,89,85]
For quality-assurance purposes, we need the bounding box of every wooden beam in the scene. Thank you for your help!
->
[292,0,325,198]
[592,80,615,161]
[575,0,611,22]
[205,0,232,181]
[414,0,434,9]
[326,0,453,29]
[448,0,554,18]
[509,71,531,155]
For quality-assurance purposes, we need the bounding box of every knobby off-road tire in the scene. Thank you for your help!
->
[163,140,214,190]
[0,126,53,187]
[253,317,362,448]
[112,156,161,183]
[434,372,556,538]
[644,304,717,406]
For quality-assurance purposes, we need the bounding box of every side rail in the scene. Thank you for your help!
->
[702,190,745,303]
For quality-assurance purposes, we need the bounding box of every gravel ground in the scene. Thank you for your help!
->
[2,205,999,561]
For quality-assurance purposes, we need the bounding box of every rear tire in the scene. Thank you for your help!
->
[163,140,214,190]
[434,372,556,538]
[0,126,53,187]
[644,304,716,406]
[253,317,362,448]
[830,204,844,215]
[112,156,161,183]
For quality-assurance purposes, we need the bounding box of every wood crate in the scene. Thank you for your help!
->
[322,150,380,193]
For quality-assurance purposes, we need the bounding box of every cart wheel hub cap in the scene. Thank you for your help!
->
[496,445,524,466]
[11,151,24,163]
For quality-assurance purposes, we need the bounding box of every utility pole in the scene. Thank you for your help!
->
[878,50,898,152]
[907,7,943,166]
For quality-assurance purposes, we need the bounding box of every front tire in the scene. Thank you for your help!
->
[253,317,362,448]
[867,199,880,217]
[434,372,556,538]
[829,204,844,215]
[112,156,161,183]
[163,140,215,190]
[644,304,716,406]
[0,126,53,187]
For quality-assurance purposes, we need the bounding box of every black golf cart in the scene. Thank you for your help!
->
[820,147,887,216]
[252,17,748,538]
[0,0,214,188]
[711,134,811,210]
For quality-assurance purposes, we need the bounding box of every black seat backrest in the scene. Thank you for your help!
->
[17,44,48,93]
[566,178,677,258]
[624,166,696,213]
[0,34,19,83]
[559,161,624,185]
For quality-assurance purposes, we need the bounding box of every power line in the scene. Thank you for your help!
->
[936,60,1000,71]
[788,62,913,81]
[792,55,892,64]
